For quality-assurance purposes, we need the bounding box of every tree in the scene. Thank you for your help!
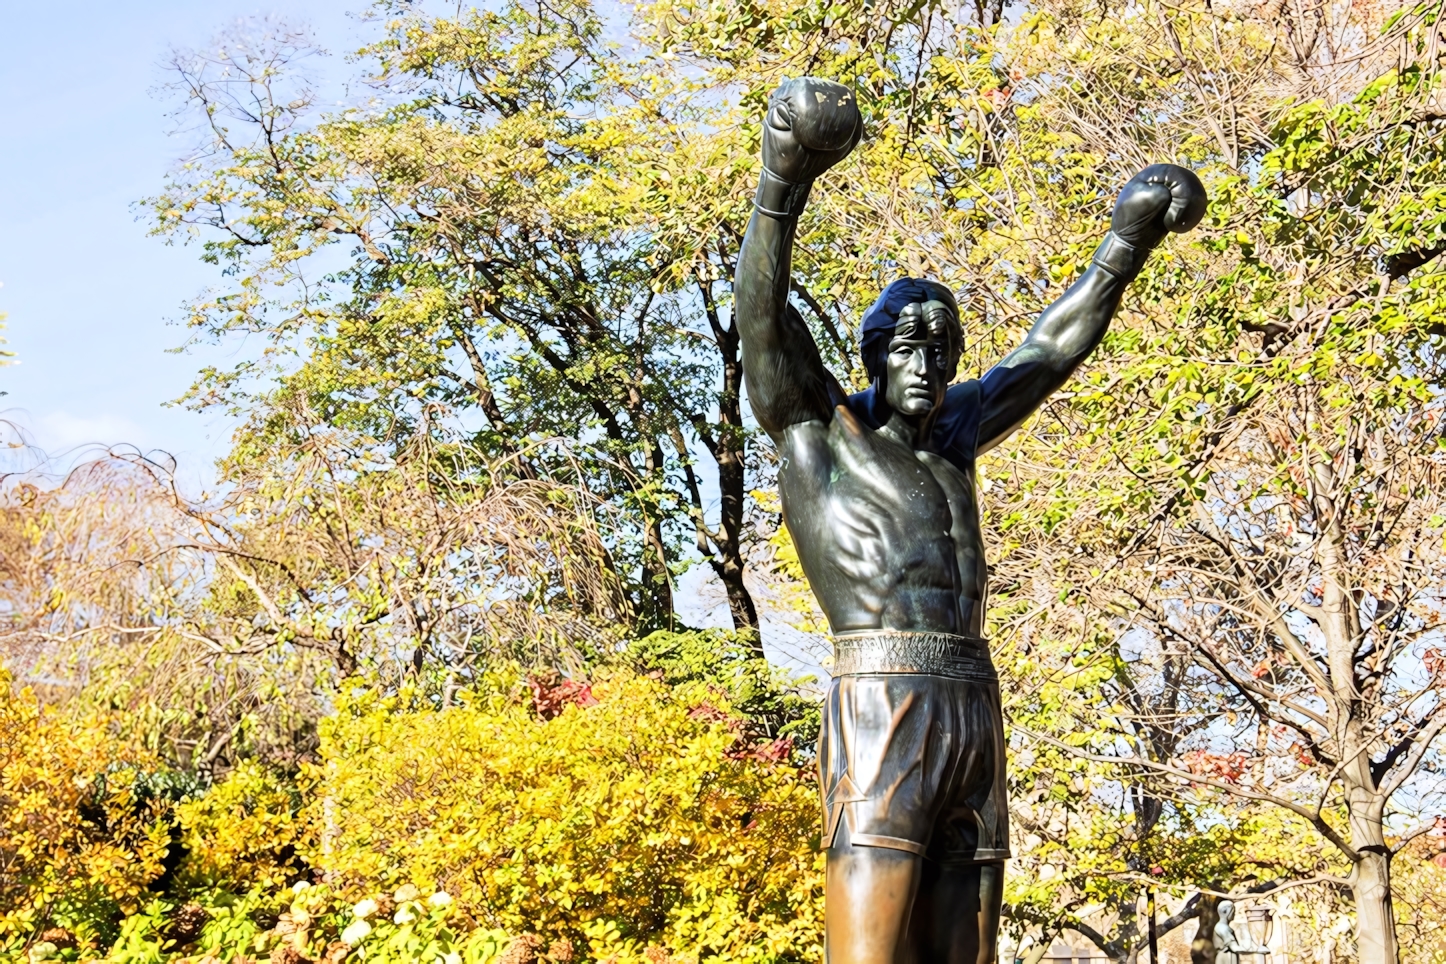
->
[691,0,1446,954]
[997,609,1342,964]
[144,0,1446,956]
[962,2,1446,962]
[152,5,778,639]
[149,0,1071,647]
[0,429,622,776]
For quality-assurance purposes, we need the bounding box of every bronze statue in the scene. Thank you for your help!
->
[734,77,1207,964]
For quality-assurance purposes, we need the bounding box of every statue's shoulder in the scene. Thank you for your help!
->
[844,385,886,429]
[934,379,984,471]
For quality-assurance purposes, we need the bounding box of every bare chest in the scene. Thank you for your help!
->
[776,414,985,634]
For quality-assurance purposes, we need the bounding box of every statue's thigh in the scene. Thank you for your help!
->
[825,825,923,964]
[909,860,1005,964]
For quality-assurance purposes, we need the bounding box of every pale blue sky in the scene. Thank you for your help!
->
[0,0,361,479]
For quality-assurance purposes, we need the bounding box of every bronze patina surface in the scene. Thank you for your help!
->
[734,76,1206,963]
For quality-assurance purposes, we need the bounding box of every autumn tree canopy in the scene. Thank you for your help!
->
[1,0,1444,959]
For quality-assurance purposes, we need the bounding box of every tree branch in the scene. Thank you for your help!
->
[1014,724,1360,861]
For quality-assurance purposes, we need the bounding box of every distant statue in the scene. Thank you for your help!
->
[1192,895,1221,964]
[1214,901,1266,964]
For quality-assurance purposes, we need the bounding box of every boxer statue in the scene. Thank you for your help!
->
[734,77,1207,964]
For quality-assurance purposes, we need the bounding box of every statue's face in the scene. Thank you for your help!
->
[884,300,956,417]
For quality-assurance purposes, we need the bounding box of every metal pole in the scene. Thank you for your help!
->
[1149,890,1159,964]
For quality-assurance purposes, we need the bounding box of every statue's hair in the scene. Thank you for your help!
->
[858,278,964,384]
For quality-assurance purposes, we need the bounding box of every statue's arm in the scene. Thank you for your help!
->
[1216,924,1248,953]
[736,212,839,436]
[735,77,862,438]
[976,265,1125,453]
[976,164,1208,454]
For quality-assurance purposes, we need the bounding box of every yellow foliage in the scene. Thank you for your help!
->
[310,671,824,962]
[173,761,308,892]
[1393,842,1446,964]
[0,672,169,944]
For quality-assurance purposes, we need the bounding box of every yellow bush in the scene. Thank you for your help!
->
[310,670,824,963]
[174,761,308,892]
[0,672,170,946]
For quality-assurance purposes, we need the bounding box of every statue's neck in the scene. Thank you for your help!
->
[879,409,922,449]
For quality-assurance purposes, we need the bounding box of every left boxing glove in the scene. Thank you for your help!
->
[1093,164,1207,279]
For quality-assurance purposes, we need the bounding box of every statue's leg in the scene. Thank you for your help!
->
[819,674,958,964]
[910,859,1005,964]
[906,676,1010,963]
[825,824,923,963]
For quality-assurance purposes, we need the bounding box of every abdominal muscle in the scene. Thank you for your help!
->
[811,520,984,636]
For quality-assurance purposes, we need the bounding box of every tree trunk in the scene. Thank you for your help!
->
[717,553,762,652]
[1350,839,1399,964]
[1341,729,1398,964]
[641,519,675,629]
[697,267,761,647]
[1190,895,1219,964]
[713,418,761,650]
[1309,453,1398,964]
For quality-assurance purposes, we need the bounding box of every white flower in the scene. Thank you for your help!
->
[394,904,418,926]
[352,898,379,920]
[291,880,311,894]
[341,919,372,946]
[428,891,453,908]
[394,883,420,902]
[444,953,462,964]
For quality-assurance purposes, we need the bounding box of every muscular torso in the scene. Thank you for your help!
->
[778,402,987,637]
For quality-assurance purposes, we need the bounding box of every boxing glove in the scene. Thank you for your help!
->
[1093,164,1208,279]
[756,77,862,219]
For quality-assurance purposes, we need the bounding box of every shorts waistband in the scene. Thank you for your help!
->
[831,632,997,682]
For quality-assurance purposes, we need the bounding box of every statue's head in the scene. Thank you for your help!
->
[860,278,963,418]
[1218,900,1235,923]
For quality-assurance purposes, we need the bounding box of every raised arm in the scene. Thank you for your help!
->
[735,78,861,439]
[976,164,1208,453]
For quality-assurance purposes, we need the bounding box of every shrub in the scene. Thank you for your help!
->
[309,669,824,962]
[626,630,821,752]
[172,761,309,893]
[0,672,170,950]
